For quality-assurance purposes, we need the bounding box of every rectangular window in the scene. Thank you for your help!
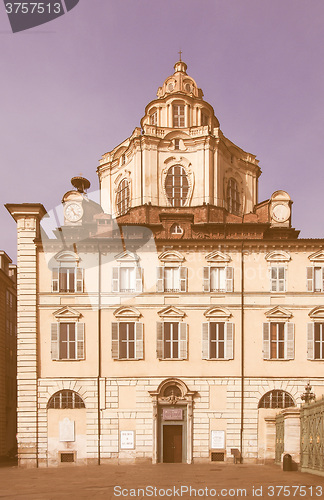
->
[270,322,285,359]
[156,322,187,359]
[173,105,185,127]
[314,323,324,359]
[209,322,225,358]
[52,267,83,293]
[164,322,179,359]
[270,266,285,292]
[112,266,143,293]
[119,322,135,359]
[51,322,85,360]
[263,322,294,360]
[202,322,234,360]
[111,322,143,360]
[210,268,226,292]
[150,112,157,125]
[201,113,208,126]
[314,267,324,292]
[203,267,233,292]
[120,267,136,292]
[164,267,180,292]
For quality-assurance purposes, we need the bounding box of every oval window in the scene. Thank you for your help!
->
[165,166,189,207]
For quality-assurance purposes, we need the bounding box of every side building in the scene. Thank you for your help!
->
[6,60,324,467]
[0,251,17,461]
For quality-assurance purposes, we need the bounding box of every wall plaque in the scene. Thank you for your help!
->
[162,408,183,421]
[59,418,75,442]
[211,430,225,449]
[120,431,135,449]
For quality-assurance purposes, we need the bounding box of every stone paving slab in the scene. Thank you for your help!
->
[0,463,323,499]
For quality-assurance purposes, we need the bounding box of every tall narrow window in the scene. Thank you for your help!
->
[174,139,180,150]
[119,267,136,292]
[270,322,285,359]
[150,111,157,125]
[270,266,286,292]
[227,178,240,214]
[165,165,189,207]
[164,322,179,359]
[116,179,130,215]
[173,104,185,127]
[119,323,135,359]
[314,323,324,359]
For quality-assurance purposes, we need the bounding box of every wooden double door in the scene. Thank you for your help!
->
[163,425,183,463]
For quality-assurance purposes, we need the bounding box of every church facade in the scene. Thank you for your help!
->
[6,60,324,467]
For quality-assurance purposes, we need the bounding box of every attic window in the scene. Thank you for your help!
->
[171,223,183,235]
[174,139,180,150]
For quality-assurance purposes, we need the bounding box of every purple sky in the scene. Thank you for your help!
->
[1,0,324,261]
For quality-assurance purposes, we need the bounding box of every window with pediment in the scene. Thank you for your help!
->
[112,252,143,293]
[157,252,187,293]
[52,251,83,293]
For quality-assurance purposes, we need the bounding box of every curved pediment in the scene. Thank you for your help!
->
[53,306,82,319]
[158,250,185,263]
[54,250,80,262]
[204,307,232,319]
[308,250,324,262]
[113,306,141,319]
[265,251,291,262]
[205,250,231,263]
[309,306,324,319]
[158,306,186,318]
[265,306,292,319]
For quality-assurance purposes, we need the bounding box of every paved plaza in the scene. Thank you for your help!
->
[0,462,323,499]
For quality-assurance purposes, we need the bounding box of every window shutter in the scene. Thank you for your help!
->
[111,322,119,359]
[52,268,59,292]
[76,268,83,292]
[112,267,119,292]
[226,267,234,292]
[203,267,210,292]
[157,267,164,292]
[307,323,314,360]
[270,267,276,292]
[135,322,144,360]
[262,323,270,360]
[156,322,163,359]
[135,267,143,293]
[180,267,188,292]
[51,323,59,360]
[306,267,314,292]
[225,323,234,359]
[179,323,188,360]
[76,323,85,360]
[202,323,209,359]
[285,323,294,360]
[279,267,286,292]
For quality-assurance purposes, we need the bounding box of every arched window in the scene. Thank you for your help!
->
[116,179,130,215]
[165,166,189,207]
[47,390,85,409]
[227,178,240,214]
[258,390,294,409]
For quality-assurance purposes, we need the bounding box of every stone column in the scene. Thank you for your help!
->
[6,204,46,468]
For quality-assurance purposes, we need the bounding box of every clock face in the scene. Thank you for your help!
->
[272,203,290,223]
[65,202,83,222]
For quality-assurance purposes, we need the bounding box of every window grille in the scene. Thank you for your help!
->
[48,390,85,409]
[211,452,224,462]
[258,390,294,409]
[116,179,130,215]
[60,453,75,463]
[226,178,240,214]
[165,165,189,207]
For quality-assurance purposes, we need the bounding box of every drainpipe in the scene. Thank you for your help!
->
[97,247,102,465]
[240,241,245,462]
